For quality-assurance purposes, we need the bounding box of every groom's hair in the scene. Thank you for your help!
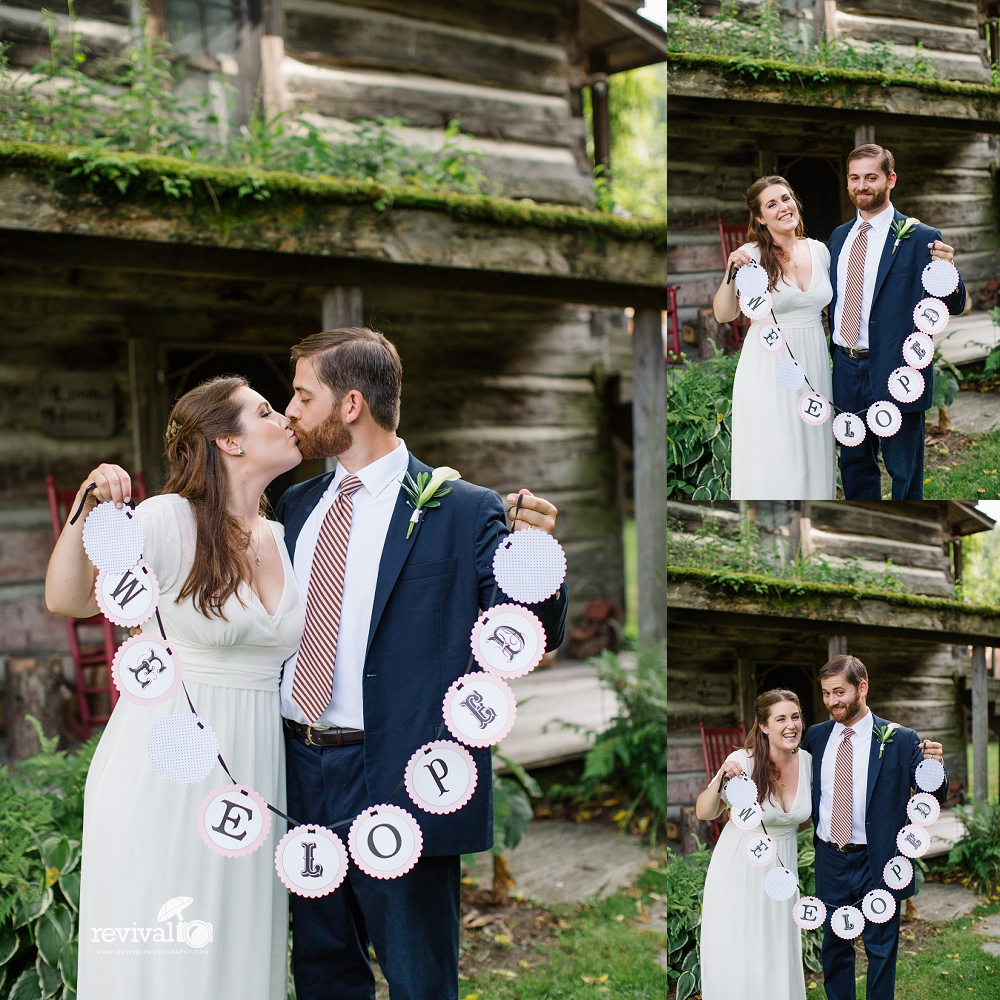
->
[847,144,895,178]
[291,327,402,431]
[818,654,868,688]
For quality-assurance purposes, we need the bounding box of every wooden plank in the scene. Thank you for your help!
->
[809,501,948,545]
[972,644,988,803]
[0,4,130,67]
[835,0,979,29]
[833,11,987,54]
[2,0,131,26]
[808,529,951,572]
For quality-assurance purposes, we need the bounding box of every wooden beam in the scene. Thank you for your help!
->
[828,635,848,659]
[322,287,364,328]
[972,643,988,802]
[633,307,666,646]
[590,63,611,172]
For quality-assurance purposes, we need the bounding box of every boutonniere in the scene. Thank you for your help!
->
[875,722,901,758]
[400,467,461,538]
[891,217,920,254]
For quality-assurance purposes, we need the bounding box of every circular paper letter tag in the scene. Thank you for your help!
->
[907,792,941,827]
[471,604,546,679]
[883,856,913,891]
[775,357,805,391]
[492,527,567,605]
[348,804,423,879]
[198,784,270,858]
[888,367,925,405]
[915,757,945,792]
[896,824,930,859]
[913,298,949,336]
[147,712,219,784]
[758,323,784,354]
[798,392,831,426]
[83,503,145,575]
[833,412,866,448]
[740,289,773,320]
[275,825,348,898]
[112,633,182,706]
[744,834,774,867]
[763,866,797,901]
[405,740,478,815]
[867,400,902,438]
[443,673,516,747]
[862,889,897,925]
[96,560,159,628]
[902,332,934,370]
[793,896,827,931]
[724,774,758,810]
[922,259,960,298]
[735,261,769,300]
[730,800,763,831]
[831,905,865,940]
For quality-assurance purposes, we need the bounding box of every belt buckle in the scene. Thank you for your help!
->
[305,724,329,747]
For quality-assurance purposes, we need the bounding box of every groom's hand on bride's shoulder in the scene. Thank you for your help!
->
[506,489,558,535]
[919,739,944,762]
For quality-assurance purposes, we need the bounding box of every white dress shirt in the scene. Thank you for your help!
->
[832,201,895,351]
[816,707,874,845]
[280,439,409,729]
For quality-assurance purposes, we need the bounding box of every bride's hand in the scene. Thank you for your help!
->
[718,760,745,782]
[81,464,132,509]
[727,248,755,273]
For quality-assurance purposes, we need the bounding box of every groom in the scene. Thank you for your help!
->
[829,143,966,499]
[273,327,567,1000]
[802,655,948,1000]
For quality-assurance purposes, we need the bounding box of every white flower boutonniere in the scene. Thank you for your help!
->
[400,467,461,538]
[875,722,901,759]
[891,217,920,254]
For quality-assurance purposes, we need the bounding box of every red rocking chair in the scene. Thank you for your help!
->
[718,219,751,350]
[700,720,748,845]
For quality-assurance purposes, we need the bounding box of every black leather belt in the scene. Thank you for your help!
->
[284,719,364,747]
[823,840,867,853]
[837,344,869,359]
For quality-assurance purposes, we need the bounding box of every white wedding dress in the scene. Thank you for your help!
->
[78,495,305,999]
[699,748,813,1000]
[730,238,836,499]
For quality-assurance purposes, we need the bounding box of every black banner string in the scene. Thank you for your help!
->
[69,483,97,525]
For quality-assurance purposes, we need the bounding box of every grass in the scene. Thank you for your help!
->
[922,430,1000,499]
[966,740,1000,802]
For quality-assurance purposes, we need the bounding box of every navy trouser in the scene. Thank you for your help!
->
[285,732,461,1000]
[814,839,901,1000]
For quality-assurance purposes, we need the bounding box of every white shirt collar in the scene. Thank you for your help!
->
[332,439,409,499]
[854,202,894,234]
[831,707,873,738]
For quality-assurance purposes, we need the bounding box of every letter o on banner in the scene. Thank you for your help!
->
[833,412,866,448]
[793,896,827,931]
[862,889,897,925]
[798,392,831,426]
[867,400,902,438]
[831,905,865,941]
[888,367,925,405]
[883,855,914,891]
[348,804,423,880]
[757,323,785,353]
[902,332,934,370]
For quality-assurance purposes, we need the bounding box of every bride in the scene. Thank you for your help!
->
[714,176,836,500]
[696,689,812,1000]
[45,376,305,999]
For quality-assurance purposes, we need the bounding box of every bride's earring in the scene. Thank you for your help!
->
[237,448,245,456]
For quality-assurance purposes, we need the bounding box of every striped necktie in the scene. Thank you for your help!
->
[292,474,364,724]
[831,727,855,849]
[840,222,872,349]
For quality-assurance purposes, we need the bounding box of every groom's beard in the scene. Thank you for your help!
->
[831,692,863,724]
[291,409,353,460]
[850,185,889,213]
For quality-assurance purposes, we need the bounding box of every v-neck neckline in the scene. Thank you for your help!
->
[248,520,289,621]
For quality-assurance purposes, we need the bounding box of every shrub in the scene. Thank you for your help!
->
[947,799,1000,895]
[664,841,709,1000]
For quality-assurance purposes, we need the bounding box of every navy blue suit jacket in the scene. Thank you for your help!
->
[829,209,966,413]
[274,453,568,856]
[801,714,949,900]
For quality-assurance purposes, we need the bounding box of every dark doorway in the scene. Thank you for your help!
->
[756,662,817,730]
[777,155,843,245]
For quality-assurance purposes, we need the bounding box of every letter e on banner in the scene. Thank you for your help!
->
[798,392,831,426]
[757,324,784,353]
[793,897,827,931]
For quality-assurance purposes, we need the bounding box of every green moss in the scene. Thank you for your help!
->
[0,140,666,245]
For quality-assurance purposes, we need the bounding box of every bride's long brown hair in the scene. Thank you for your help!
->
[745,175,806,292]
[161,376,264,618]
[742,688,804,805]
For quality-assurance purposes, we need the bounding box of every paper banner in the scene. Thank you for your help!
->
[921,259,960,298]
[915,757,945,792]
[902,332,934,370]
[744,834,775,867]
[775,357,805,391]
[763,866,797,901]
[757,323,785,354]
[197,784,270,858]
[729,800,763,831]
[830,905,865,940]
[907,792,941,827]
[83,503,145,575]
[913,298,949,336]
[348,804,423,880]
[793,897,827,931]
[404,740,478,815]
[275,825,348,898]
[96,560,159,629]
[797,392,831,426]
[111,633,182,706]
[883,856,913,890]
[147,712,219,784]
[867,400,902,438]
[735,261,769,300]
[470,604,546,679]
[442,673,517,747]
[492,527,567,605]
[887,367,925,405]
[724,774,758,810]
[862,889,897,925]
[896,824,930,859]
[833,412,866,448]
[740,290,773,321]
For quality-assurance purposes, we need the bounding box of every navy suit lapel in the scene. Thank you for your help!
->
[284,471,335,562]
[870,210,906,307]
[865,712,887,815]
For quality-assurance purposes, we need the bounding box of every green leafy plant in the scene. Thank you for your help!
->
[947,798,1000,895]
[664,841,709,1000]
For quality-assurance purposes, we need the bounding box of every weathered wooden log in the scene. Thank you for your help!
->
[697,308,729,360]
[5,657,70,759]
[322,287,364,329]
[680,806,712,854]
[972,644,988,802]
